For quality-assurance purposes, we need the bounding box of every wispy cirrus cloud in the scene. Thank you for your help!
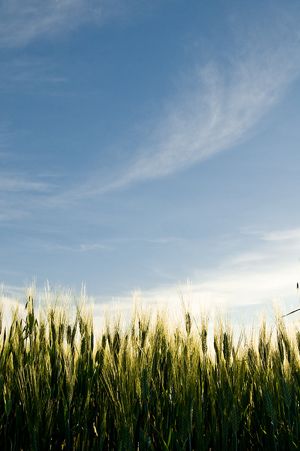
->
[262,228,300,242]
[30,236,183,255]
[0,0,101,48]
[42,242,112,253]
[0,0,144,48]
[0,174,52,193]
[113,61,298,190]
[0,170,58,223]
[67,11,300,198]
[0,56,67,93]
[0,209,28,223]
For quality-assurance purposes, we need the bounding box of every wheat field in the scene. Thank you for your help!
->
[0,296,300,450]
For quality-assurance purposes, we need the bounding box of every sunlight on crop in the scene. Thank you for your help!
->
[1,291,300,449]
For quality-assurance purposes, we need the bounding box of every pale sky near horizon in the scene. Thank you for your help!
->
[1,0,300,321]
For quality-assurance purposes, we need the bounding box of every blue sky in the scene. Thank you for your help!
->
[1,0,300,321]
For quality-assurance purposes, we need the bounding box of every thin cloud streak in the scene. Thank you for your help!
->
[31,236,184,254]
[0,175,52,193]
[0,0,102,48]
[0,171,58,224]
[42,242,112,253]
[113,57,299,190]
[262,228,300,242]
[0,210,28,223]
[0,0,142,48]
[73,16,300,198]
[0,57,68,93]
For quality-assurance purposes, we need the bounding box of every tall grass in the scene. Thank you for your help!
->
[1,297,300,449]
